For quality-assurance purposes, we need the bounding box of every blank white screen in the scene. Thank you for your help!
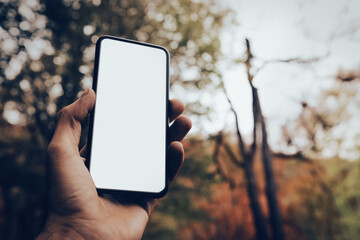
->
[90,38,167,193]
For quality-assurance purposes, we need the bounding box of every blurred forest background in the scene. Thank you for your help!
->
[1,0,360,239]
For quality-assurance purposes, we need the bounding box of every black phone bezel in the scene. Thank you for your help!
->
[86,35,170,198]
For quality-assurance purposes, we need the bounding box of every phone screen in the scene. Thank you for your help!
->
[87,36,168,196]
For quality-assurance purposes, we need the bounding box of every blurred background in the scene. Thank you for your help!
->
[1,0,360,239]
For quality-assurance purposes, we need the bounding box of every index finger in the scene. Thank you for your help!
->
[169,99,185,122]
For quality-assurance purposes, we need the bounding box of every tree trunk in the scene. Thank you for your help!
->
[243,154,270,240]
[253,86,285,240]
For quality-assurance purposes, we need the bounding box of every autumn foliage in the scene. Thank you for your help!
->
[168,140,343,240]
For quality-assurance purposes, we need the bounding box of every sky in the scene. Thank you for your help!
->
[200,0,360,148]
[2,0,360,153]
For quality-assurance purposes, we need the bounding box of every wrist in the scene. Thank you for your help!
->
[36,222,86,240]
[36,213,126,240]
[36,215,95,240]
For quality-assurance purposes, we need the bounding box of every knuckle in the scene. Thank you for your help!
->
[56,107,71,121]
[56,105,80,130]
[46,142,61,158]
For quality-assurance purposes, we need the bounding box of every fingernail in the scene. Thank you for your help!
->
[80,89,90,98]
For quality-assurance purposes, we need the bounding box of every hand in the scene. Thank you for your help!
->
[36,89,192,240]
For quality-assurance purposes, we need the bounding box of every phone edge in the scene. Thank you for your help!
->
[86,35,170,198]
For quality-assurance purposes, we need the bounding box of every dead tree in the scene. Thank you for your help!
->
[213,39,286,240]
[213,131,270,240]
[245,39,285,240]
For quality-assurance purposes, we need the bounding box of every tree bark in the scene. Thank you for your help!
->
[253,86,285,240]
[221,76,270,240]
[243,154,270,240]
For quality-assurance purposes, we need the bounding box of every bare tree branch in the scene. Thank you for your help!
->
[264,55,326,64]
[222,141,244,168]
[221,82,248,158]
[272,151,311,162]
[252,52,329,76]
[212,132,238,188]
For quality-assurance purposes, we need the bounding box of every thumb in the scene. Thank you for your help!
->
[46,89,97,209]
[47,89,96,159]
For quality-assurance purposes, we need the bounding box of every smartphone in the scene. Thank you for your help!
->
[86,36,169,197]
